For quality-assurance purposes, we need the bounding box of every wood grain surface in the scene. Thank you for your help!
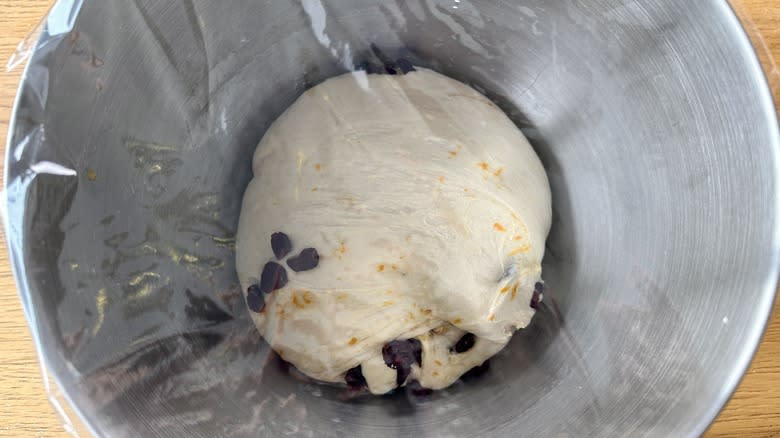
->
[0,1,778,437]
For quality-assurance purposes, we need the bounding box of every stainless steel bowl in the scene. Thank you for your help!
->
[6,1,779,436]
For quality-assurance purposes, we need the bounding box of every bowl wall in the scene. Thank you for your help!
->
[5,1,779,436]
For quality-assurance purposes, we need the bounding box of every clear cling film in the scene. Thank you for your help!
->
[3,1,779,437]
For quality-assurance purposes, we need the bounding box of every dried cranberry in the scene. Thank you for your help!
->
[287,248,320,272]
[345,366,367,389]
[535,282,544,293]
[271,232,292,259]
[453,333,476,353]
[382,339,423,386]
[260,262,288,293]
[246,285,265,313]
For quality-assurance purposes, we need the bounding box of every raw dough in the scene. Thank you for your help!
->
[236,67,551,394]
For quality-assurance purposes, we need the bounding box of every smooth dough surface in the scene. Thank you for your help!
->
[236,67,552,393]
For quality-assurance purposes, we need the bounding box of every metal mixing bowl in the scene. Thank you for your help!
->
[5,0,779,436]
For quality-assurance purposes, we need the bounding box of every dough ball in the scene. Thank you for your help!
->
[236,67,551,393]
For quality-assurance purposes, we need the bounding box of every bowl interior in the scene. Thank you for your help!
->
[6,1,779,437]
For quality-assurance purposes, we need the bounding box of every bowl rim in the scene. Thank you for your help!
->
[3,1,779,437]
[692,1,780,435]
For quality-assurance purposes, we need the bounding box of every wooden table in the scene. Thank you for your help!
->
[0,1,778,436]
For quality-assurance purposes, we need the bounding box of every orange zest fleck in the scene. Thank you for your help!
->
[432,371,440,377]
[452,318,462,324]
[513,235,522,241]
[488,314,496,321]
[448,151,458,158]
[434,360,443,366]
[333,241,348,259]
[477,162,489,171]
[391,264,398,271]
[383,301,394,307]
[349,337,358,345]
[500,286,510,294]
[421,308,433,315]
[509,244,531,256]
[438,175,445,183]
[311,187,318,192]
[511,284,518,300]
[377,264,385,272]
[493,223,507,232]
[493,167,504,177]
[292,295,304,309]
[314,163,322,171]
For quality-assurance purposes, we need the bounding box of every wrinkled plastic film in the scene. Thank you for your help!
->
[4,3,92,437]
[5,18,44,73]
[5,0,84,72]
[2,1,779,437]
[0,1,93,437]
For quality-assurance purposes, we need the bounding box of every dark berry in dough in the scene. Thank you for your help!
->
[260,262,288,293]
[246,284,265,313]
[453,333,476,353]
[287,248,320,272]
[345,365,367,389]
[382,339,423,386]
[271,232,293,259]
[530,290,541,309]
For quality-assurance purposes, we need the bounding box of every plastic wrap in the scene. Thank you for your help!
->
[3,1,779,437]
